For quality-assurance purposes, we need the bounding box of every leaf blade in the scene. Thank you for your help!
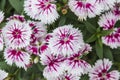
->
[9,0,23,14]
[95,39,103,59]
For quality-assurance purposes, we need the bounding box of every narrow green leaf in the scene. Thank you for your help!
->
[101,29,113,36]
[17,69,23,80]
[95,39,103,59]
[30,73,35,80]
[58,16,66,26]
[98,38,103,47]
[0,0,6,10]
[84,21,96,33]
[104,46,113,61]
[86,34,97,43]
[9,0,24,14]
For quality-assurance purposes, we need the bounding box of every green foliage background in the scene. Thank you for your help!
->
[0,0,120,80]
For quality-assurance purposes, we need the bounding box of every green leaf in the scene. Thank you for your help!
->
[101,29,113,36]
[104,46,113,61]
[63,0,68,3]
[16,69,23,80]
[37,63,44,72]
[80,74,89,80]
[0,62,11,71]
[86,34,97,43]
[9,0,24,14]
[84,21,96,34]
[0,0,6,10]
[98,38,103,47]
[58,16,66,26]
[95,39,103,59]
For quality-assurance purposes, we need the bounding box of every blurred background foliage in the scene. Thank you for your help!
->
[0,0,120,80]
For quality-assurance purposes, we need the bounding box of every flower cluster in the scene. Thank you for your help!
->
[98,8,120,48]
[0,0,120,80]
[40,25,92,79]
[0,14,44,70]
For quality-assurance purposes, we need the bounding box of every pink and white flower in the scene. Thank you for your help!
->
[48,25,84,56]
[0,11,4,23]
[4,48,30,70]
[68,0,102,20]
[24,0,59,24]
[40,52,65,79]
[95,0,116,11]
[98,12,117,30]
[65,44,92,76]
[2,20,32,49]
[0,70,8,80]
[89,59,120,80]
[102,28,120,48]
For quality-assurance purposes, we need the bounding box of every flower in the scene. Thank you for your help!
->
[0,30,4,51]
[65,44,92,76]
[98,12,117,30]
[0,11,4,23]
[68,0,102,20]
[0,70,8,80]
[2,20,32,49]
[4,48,30,70]
[48,25,84,56]
[41,52,65,79]
[102,28,120,48]
[24,0,59,24]
[95,0,116,11]
[89,59,120,80]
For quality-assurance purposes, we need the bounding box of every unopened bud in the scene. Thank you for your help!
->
[34,57,39,64]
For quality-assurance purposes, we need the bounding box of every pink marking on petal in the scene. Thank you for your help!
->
[75,1,83,10]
